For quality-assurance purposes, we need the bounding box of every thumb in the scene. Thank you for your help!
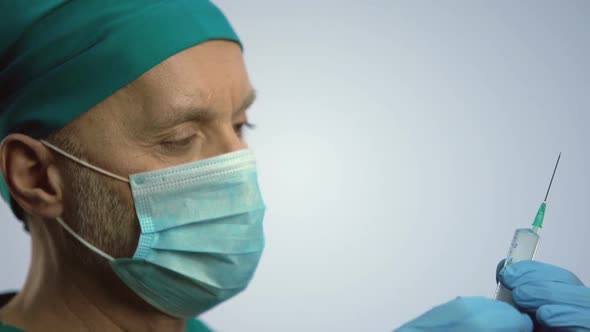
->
[496,259,507,284]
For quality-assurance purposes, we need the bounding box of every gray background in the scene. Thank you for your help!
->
[1,1,589,331]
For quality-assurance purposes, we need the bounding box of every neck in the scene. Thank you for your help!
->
[0,219,186,332]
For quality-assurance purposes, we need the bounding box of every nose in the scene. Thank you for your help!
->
[222,126,247,153]
[203,124,247,158]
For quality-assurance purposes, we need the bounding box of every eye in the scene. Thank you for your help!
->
[233,121,256,138]
[161,134,197,151]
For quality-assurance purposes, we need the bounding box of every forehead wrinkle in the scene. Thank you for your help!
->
[147,88,256,129]
[149,90,216,129]
[155,105,216,129]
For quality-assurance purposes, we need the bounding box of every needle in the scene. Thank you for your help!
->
[544,152,561,203]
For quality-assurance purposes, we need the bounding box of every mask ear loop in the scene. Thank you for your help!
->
[39,139,124,261]
[56,217,115,261]
[39,140,129,183]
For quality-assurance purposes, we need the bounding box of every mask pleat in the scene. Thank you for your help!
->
[148,209,265,254]
[133,169,263,233]
[137,250,262,289]
[112,258,248,319]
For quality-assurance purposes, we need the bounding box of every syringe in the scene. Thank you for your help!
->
[494,153,561,305]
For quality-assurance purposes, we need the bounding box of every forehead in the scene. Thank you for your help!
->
[87,40,251,129]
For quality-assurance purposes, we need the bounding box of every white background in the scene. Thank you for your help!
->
[1,1,589,331]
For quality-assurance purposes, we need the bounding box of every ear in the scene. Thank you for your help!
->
[0,134,64,219]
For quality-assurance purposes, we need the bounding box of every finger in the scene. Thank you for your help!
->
[395,297,533,331]
[512,281,590,311]
[496,259,507,284]
[536,304,590,330]
[451,298,533,331]
[499,261,583,289]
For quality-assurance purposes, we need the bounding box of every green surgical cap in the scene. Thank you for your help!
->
[0,0,241,215]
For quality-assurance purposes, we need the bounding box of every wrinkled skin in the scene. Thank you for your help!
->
[0,40,255,332]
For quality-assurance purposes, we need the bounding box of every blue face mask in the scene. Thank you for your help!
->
[40,140,266,318]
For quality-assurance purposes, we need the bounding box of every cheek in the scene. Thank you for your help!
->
[59,166,141,260]
[83,173,139,257]
[111,182,141,256]
[116,182,136,212]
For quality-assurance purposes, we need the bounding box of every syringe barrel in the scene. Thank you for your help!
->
[494,228,540,306]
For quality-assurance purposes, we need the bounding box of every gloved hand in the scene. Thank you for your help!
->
[395,296,533,331]
[497,260,590,331]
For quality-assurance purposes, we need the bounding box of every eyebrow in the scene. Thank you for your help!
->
[153,89,257,129]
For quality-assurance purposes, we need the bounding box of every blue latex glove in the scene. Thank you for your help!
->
[498,260,590,331]
[395,297,533,331]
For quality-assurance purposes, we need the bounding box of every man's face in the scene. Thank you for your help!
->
[54,40,255,265]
